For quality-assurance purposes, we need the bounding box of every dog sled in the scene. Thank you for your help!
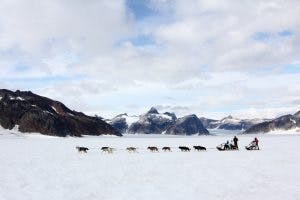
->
[216,143,238,151]
[245,142,259,150]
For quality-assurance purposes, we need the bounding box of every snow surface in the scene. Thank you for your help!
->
[16,97,25,101]
[0,131,300,200]
[124,115,139,126]
[219,116,240,124]
[51,106,58,113]
[210,116,268,129]
[208,128,241,135]
[267,127,300,135]
[109,114,140,127]
[0,125,22,137]
[155,113,173,120]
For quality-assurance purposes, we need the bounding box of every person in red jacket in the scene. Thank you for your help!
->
[246,137,260,150]
[252,137,259,150]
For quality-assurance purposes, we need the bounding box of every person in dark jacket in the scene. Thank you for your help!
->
[233,136,238,149]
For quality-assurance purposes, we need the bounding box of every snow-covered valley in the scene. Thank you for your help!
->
[0,131,299,200]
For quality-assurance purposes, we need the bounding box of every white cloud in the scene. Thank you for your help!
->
[0,0,130,76]
[0,0,299,119]
[151,0,300,70]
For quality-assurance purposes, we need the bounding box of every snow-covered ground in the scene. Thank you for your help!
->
[208,128,242,135]
[0,130,300,200]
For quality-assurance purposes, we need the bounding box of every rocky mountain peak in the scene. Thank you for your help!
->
[179,114,197,122]
[221,115,235,121]
[147,107,159,114]
[166,114,209,135]
[115,113,128,118]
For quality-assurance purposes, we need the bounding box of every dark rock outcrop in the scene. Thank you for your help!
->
[0,89,121,137]
[166,114,209,135]
[147,107,159,114]
[244,111,300,134]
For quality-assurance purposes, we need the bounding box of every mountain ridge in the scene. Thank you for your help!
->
[108,107,209,135]
[1,89,298,136]
[200,115,268,131]
[244,111,300,134]
[0,89,121,137]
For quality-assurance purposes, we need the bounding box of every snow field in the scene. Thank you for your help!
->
[0,133,300,200]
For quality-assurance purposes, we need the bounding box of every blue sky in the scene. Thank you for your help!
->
[126,0,157,19]
[0,0,299,119]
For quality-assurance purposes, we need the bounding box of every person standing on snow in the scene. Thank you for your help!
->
[233,136,239,149]
[224,140,230,150]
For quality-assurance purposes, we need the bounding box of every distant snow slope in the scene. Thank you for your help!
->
[107,113,139,127]
[208,128,242,135]
[0,132,300,200]
[0,125,22,137]
[205,115,268,130]
[267,127,300,134]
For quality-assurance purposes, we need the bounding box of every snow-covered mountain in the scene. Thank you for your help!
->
[108,108,300,135]
[108,107,209,135]
[200,115,267,131]
[166,114,209,135]
[128,107,177,134]
[199,117,218,128]
[106,113,139,133]
[244,111,300,134]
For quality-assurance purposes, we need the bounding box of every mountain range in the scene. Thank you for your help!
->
[1,89,299,136]
[107,108,268,135]
[106,107,209,135]
[108,108,300,135]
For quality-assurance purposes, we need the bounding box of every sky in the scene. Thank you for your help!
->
[0,0,300,119]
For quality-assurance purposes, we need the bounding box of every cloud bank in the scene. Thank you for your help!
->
[0,0,299,119]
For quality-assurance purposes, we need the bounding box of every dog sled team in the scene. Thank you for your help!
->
[76,145,206,153]
[76,137,260,153]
